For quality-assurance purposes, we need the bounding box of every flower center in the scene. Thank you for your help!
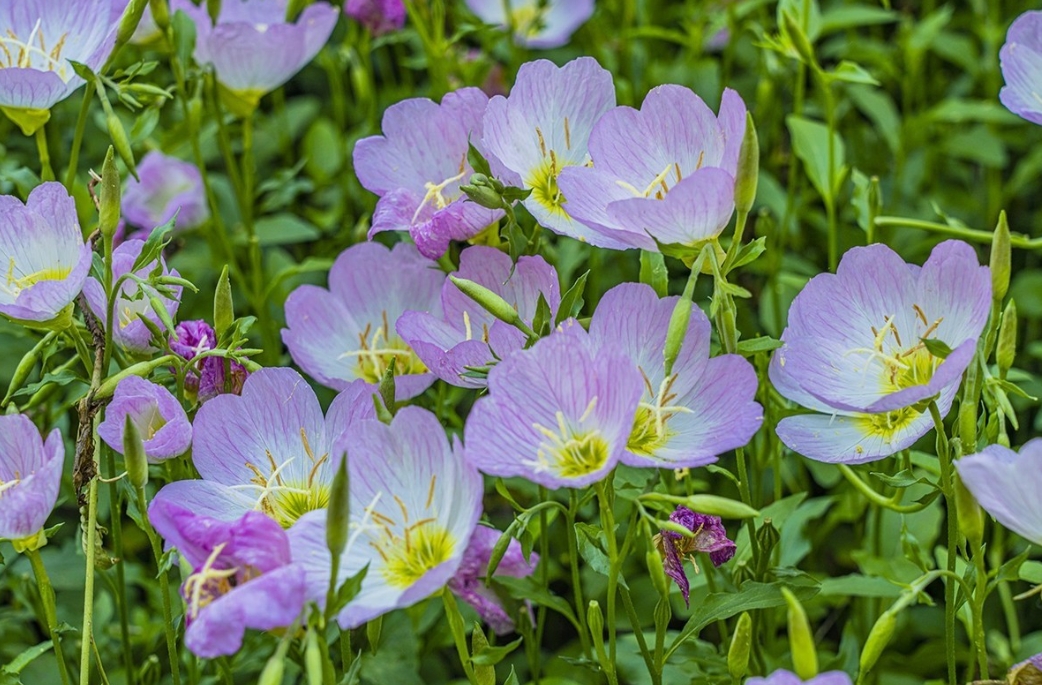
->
[340,311,429,384]
[412,153,468,223]
[855,405,921,442]
[2,258,72,301]
[530,400,611,479]
[616,154,702,200]
[627,372,691,457]
[0,470,22,497]
[0,21,73,81]
[526,122,578,216]
[511,4,549,39]
[232,429,330,528]
[133,404,168,440]
[182,543,262,621]
[848,305,945,394]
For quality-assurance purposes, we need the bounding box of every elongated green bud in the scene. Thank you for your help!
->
[782,587,817,680]
[214,265,234,339]
[149,0,170,30]
[782,11,817,66]
[460,183,505,211]
[2,331,55,406]
[639,493,759,519]
[148,294,176,335]
[728,612,753,681]
[116,0,149,48]
[366,614,383,654]
[958,356,979,451]
[859,611,897,679]
[991,211,1011,303]
[471,625,496,685]
[663,297,692,376]
[997,299,1017,378]
[326,456,350,559]
[124,414,149,489]
[954,473,983,549]
[305,628,324,685]
[96,356,177,399]
[99,146,121,238]
[206,0,222,24]
[257,651,285,685]
[587,600,607,665]
[734,112,759,216]
[450,276,524,330]
[646,549,670,598]
[106,112,138,180]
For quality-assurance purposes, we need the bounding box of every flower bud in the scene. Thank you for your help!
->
[116,0,150,49]
[460,183,505,211]
[450,276,523,329]
[782,587,818,680]
[257,651,285,685]
[958,356,979,451]
[206,0,222,24]
[991,211,1011,303]
[663,297,692,376]
[123,414,149,489]
[727,612,753,681]
[587,600,607,664]
[859,610,897,679]
[99,146,121,239]
[305,628,324,685]
[471,626,496,685]
[149,0,170,31]
[734,112,759,217]
[106,112,138,180]
[326,456,350,559]
[2,332,55,406]
[97,357,179,399]
[646,549,670,598]
[997,299,1017,378]
[214,265,234,340]
[782,11,817,65]
[954,473,983,549]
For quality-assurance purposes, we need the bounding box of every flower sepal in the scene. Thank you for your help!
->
[3,304,76,334]
[10,527,49,553]
[1,107,51,137]
[219,84,262,119]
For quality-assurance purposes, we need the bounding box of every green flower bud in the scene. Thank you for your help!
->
[782,587,818,680]
[124,414,149,490]
[326,457,350,559]
[214,265,234,340]
[257,651,285,685]
[450,276,524,330]
[106,112,138,180]
[99,146,121,239]
[646,549,670,598]
[459,183,505,211]
[96,356,177,399]
[782,11,817,66]
[206,0,222,24]
[2,331,56,406]
[587,600,607,664]
[471,625,496,685]
[997,299,1017,378]
[149,0,170,30]
[727,612,753,681]
[958,356,979,451]
[305,628,324,685]
[663,297,692,376]
[991,211,1011,303]
[954,473,983,550]
[734,112,759,217]
[116,0,150,48]
[859,610,897,679]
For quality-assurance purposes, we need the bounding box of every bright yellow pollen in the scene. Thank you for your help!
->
[4,258,72,297]
[232,429,331,528]
[380,521,455,588]
[339,311,428,384]
[847,306,945,397]
[531,400,610,479]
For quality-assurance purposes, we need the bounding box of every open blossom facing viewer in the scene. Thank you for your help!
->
[588,283,761,468]
[175,0,338,113]
[283,242,442,399]
[999,11,1042,125]
[448,526,539,635]
[557,85,746,251]
[0,0,119,134]
[288,407,484,629]
[464,324,643,489]
[655,506,735,606]
[83,239,182,355]
[148,501,306,658]
[465,0,594,49]
[344,0,405,35]
[122,151,208,232]
[353,87,502,258]
[955,440,1042,546]
[397,246,560,389]
[152,368,375,526]
[482,57,617,245]
[98,376,192,462]
[0,182,92,328]
[0,414,63,549]
[770,241,990,464]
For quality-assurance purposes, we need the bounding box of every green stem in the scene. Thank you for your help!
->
[874,216,1042,250]
[442,591,478,685]
[618,585,657,684]
[837,464,933,513]
[928,402,957,685]
[35,126,54,182]
[80,476,99,685]
[567,490,592,659]
[103,448,135,685]
[136,487,182,685]
[971,542,988,679]
[595,481,620,685]
[64,83,96,188]
[26,548,72,685]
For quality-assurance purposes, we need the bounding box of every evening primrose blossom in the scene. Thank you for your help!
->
[655,506,735,606]
[98,376,192,462]
[463,324,643,489]
[557,85,746,251]
[745,670,853,685]
[482,57,618,245]
[282,242,442,400]
[464,0,594,49]
[148,501,306,658]
[122,151,208,232]
[0,182,92,328]
[999,10,1042,126]
[770,241,990,464]
[955,440,1042,546]
[152,368,375,527]
[288,407,484,629]
[588,283,762,468]
[0,0,119,134]
[0,414,64,551]
[397,246,560,389]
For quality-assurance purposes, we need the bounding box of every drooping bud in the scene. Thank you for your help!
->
[663,297,692,376]
[149,0,171,31]
[991,211,1011,304]
[646,549,670,598]
[99,146,121,239]
[449,276,525,331]
[106,112,138,180]
[954,473,983,550]
[734,111,759,217]
[727,612,753,681]
[858,610,897,680]
[958,355,980,451]
[326,456,350,559]
[997,299,1018,378]
[116,0,150,49]
[2,332,56,406]
[782,587,818,680]
[124,414,149,489]
[214,266,234,340]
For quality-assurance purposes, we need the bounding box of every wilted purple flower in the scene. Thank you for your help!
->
[82,239,182,355]
[289,407,484,629]
[397,246,559,389]
[955,440,1042,546]
[122,151,208,232]
[148,500,306,658]
[170,320,249,403]
[344,0,405,35]
[282,242,442,400]
[999,11,1042,126]
[557,86,746,251]
[655,506,735,606]
[353,87,502,259]
[1009,653,1042,684]
[463,324,643,489]
[175,0,338,112]
[0,414,63,546]
[447,526,539,635]
[197,355,249,403]
[588,283,762,468]
[98,376,192,462]
[745,670,853,685]
[0,183,92,328]
[482,57,618,245]
[464,0,594,49]
[0,0,119,134]
[152,368,375,526]
[769,241,991,464]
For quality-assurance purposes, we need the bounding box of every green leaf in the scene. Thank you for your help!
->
[1019,560,1042,585]
[470,635,524,666]
[131,210,179,273]
[1,640,54,676]
[532,293,552,337]
[818,574,902,598]
[786,115,847,203]
[331,565,370,616]
[921,337,952,359]
[730,237,767,270]
[171,10,197,68]
[829,61,880,86]
[574,522,627,587]
[467,142,492,178]
[819,5,897,34]
[736,336,782,356]
[247,214,321,246]
[555,270,589,325]
[639,251,669,297]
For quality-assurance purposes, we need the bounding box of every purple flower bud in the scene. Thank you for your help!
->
[344,0,405,35]
[122,150,208,232]
[98,376,192,462]
[0,414,64,544]
[656,506,735,606]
